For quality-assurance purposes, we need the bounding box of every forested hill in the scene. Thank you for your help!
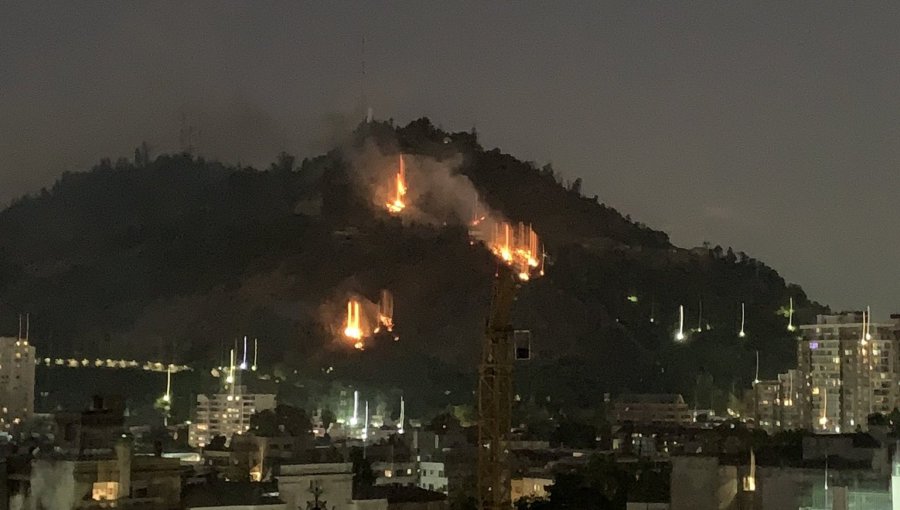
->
[0,118,826,411]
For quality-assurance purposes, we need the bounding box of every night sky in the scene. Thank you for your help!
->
[2,3,899,315]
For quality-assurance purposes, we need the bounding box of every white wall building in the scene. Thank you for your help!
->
[276,463,387,510]
[418,461,448,494]
[189,386,275,448]
[0,335,36,429]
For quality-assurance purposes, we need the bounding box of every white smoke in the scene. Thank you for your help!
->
[347,142,499,229]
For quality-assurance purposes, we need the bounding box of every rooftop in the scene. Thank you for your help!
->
[356,485,447,503]
[182,481,282,508]
[616,394,685,405]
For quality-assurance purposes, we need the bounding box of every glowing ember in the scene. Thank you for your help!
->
[386,155,407,214]
[487,221,543,281]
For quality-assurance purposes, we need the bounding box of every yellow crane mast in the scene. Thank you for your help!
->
[477,264,518,510]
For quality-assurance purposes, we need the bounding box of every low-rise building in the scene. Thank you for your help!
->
[54,395,126,454]
[510,476,553,503]
[16,438,182,509]
[417,461,448,494]
[613,394,691,426]
[372,460,417,487]
[276,462,388,510]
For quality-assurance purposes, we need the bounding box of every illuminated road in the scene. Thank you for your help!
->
[37,357,191,373]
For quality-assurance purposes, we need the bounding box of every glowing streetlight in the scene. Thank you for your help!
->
[349,390,359,427]
[753,351,760,385]
[675,305,686,342]
[865,306,872,341]
[239,336,248,370]
[163,367,172,402]
[787,297,796,332]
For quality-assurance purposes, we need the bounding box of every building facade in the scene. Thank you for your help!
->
[189,387,276,448]
[751,369,805,434]
[0,336,36,429]
[612,394,692,426]
[418,461,448,494]
[798,313,899,433]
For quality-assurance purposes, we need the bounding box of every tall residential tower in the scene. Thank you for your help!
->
[798,312,899,433]
[0,330,36,429]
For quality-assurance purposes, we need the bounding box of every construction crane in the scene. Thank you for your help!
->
[477,264,519,510]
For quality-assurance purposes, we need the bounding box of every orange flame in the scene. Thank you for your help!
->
[488,221,543,281]
[386,155,407,214]
[343,299,365,349]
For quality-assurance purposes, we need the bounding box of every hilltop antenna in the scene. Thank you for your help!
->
[361,35,372,123]
[179,111,196,155]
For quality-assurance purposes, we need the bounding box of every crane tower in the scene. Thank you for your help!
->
[477,264,518,510]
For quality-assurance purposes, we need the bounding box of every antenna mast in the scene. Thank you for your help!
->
[362,35,372,122]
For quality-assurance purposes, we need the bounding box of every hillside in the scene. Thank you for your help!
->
[0,118,825,413]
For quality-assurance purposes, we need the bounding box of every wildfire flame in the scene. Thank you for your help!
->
[343,299,365,349]
[386,155,407,214]
[488,221,543,281]
[377,289,394,333]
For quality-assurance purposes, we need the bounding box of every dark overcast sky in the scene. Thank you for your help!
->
[2,2,899,315]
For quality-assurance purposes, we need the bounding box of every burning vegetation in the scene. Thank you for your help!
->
[385,155,407,214]
[374,289,395,335]
[340,290,397,350]
[343,298,365,350]
[331,145,545,351]
[488,221,543,281]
